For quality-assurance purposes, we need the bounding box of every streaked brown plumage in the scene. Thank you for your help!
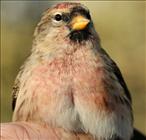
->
[12,2,133,140]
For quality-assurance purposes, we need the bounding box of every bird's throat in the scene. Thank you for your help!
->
[69,29,91,43]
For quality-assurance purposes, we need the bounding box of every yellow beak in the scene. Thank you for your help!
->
[70,15,90,31]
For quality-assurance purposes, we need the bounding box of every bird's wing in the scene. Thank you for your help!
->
[12,79,19,111]
[99,47,132,103]
[111,60,132,102]
[12,65,25,111]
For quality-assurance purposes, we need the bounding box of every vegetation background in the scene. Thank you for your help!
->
[1,1,146,135]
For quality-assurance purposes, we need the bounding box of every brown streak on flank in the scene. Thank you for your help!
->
[15,100,26,120]
[70,88,75,106]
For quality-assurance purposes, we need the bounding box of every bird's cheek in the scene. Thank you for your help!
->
[63,25,71,34]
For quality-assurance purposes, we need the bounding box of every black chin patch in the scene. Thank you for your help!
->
[69,28,91,42]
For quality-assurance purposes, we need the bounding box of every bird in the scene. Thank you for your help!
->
[12,2,133,140]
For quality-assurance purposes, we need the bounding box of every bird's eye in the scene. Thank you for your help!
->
[54,13,62,21]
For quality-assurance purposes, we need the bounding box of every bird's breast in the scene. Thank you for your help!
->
[34,46,104,98]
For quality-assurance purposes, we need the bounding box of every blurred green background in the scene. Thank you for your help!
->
[1,1,146,134]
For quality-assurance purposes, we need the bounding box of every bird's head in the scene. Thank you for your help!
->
[33,3,99,53]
